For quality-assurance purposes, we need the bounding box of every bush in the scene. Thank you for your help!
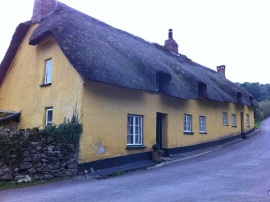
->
[152,144,160,151]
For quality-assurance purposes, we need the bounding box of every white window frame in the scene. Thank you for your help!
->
[184,114,192,132]
[46,108,53,126]
[199,116,206,133]
[246,114,250,127]
[127,115,143,146]
[231,114,236,127]
[45,59,52,84]
[223,112,228,126]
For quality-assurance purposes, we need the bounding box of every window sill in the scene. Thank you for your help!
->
[126,145,146,150]
[40,83,51,87]
[199,132,207,134]
[184,132,194,135]
[223,124,229,126]
[232,126,237,128]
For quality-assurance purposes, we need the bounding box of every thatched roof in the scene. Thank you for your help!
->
[0,2,258,107]
[0,21,32,85]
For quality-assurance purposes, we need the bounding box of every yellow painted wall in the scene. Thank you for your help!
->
[79,81,255,163]
[0,24,83,128]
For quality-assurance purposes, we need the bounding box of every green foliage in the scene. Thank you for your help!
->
[0,131,24,167]
[237,82,270,121]
[152,144,160,151]
[259,100,270,119]
[40,122,82,145]
[0,109,83,169]
[239,82,261,101]
[113,171,125,176]
[254,107,264,121]
[255,120,260,129]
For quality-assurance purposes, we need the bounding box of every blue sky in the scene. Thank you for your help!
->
[0,0,269,84]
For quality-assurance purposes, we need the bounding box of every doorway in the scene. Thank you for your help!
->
[156,112,167,149]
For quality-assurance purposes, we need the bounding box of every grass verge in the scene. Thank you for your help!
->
[0,177,71,191]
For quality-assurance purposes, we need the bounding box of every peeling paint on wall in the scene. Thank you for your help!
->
[91,139,106,155]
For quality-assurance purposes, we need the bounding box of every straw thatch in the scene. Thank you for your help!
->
[0,2,258,107]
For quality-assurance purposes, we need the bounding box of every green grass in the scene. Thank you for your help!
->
[0,177,71,191]
[112,171,125,176]
[255,121,260,129]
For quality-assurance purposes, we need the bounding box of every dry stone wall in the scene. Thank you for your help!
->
[0,126,80,182]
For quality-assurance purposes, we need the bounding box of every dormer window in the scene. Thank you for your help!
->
[45,59,52,84]
[156,71,171,93]
[198,81,207,98]
[249,96,254,105]
[237,92,242,103]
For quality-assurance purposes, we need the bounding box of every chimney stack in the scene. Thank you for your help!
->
[164,29,179,54]
[216,65,226,78]
[32,0,58,23]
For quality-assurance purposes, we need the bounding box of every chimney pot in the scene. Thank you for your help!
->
[216,65,226,78]
[168,29,173,39]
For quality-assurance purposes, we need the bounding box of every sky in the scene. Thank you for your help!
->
[0,0,269,84]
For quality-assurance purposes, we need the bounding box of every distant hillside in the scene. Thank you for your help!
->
[237,82,270,102]
[237,82,270,121]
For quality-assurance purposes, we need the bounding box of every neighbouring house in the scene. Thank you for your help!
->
[0,110,21,130]
[0,0,258,172]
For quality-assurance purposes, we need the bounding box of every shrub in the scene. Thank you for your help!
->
[152,144,160,151]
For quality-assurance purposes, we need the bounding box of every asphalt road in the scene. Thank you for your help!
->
[1,117,270,202]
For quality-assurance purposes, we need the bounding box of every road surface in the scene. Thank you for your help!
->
[1,117,270,202]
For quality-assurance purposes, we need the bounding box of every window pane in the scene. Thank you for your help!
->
[135,135,141,144]
[45,60,52,84]
[184,115,191,132]
[47,110,53,122]
[127,125,131,134]
[127,115,142,145]
[46,108,53,126]
[127,135,133,144]
[199,116,206,132]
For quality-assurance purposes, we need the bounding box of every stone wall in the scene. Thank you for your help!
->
[0,127,80,182]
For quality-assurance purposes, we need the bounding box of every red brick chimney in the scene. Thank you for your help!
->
[31,0,58,23]
[217,65,226,78]
[164,29,179,54]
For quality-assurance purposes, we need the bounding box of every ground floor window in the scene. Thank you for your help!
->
[246,114,250,127]
[199,116,206,133]
[127,115,143,145]
[223,112,228,126]
[46,107,53,126]
[184,114,192,133]
[231,114,236,127]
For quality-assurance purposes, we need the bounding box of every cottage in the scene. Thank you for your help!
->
[0,0,257,171]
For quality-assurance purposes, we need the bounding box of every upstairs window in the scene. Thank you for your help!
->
[199,116,206,133]
[46,107,53,126]
[223,112,228,126]
[198,82,207,98]
[45,59,52,84]
[231,114,237,127]
[156,71,171,93]
[127,115,143,146]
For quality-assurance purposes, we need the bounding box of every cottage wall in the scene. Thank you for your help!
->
[80,81,254,163]
[0,24,255,167]
[0,24,83,128]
